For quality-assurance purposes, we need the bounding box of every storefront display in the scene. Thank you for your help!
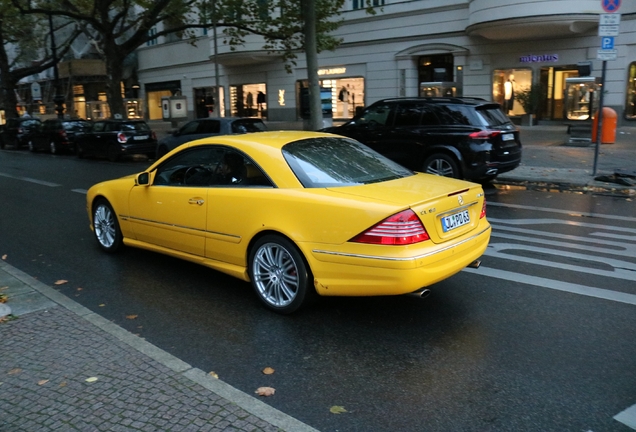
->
[492,69,532,116]
[297,77,365,120]
[625,62,636,120]
[230,83,267,118]
[564,77,599,121]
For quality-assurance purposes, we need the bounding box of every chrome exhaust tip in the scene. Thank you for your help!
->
[408,288,431,299]
[467,259,481,269]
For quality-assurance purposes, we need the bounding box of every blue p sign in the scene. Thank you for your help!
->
[601,36,615,49]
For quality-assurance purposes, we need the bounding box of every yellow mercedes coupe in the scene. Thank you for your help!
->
[86,131,490,313]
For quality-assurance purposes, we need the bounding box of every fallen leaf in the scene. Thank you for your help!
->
[54,280,68,285]
[330,406,348,414]
[59,381,67,387]
[85,377,98,383]
[0,294,7,303]
[8,368,22,375]
[38,379,49,386]
[1,255,6,260]
[125,315,138,320]
[76,288,83,291]
[208,371,219,379]
[255,386,276,397]
[99,304,105,307]
[262,367,275,375]
[0,286,8,291]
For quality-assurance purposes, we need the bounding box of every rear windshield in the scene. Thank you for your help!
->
[282,137,414,188]
[112,122,150,132]
[231,120,267,133]
[475,105,512,126]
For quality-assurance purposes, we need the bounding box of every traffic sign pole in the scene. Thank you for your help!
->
[593,60,607,176]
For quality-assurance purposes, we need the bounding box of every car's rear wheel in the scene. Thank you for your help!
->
[422,153,460,178]
[107,144,120,162]
[28,140,35,152]
[248,235,314,314]
[49,141,58,154]
[92,199,123,253]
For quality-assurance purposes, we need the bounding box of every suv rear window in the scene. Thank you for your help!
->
[231,120,267,133]
[432,105,478,125]
[474,105,512,126]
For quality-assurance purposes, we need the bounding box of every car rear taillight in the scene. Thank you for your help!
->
[350,209,430,245]
[17,127,23,134]
[59,131,67,138]
[117,133,127,143]
[469,130,501,140]
[151,131,157,140]
[480,199,486,219]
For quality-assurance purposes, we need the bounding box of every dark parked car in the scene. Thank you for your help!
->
[28,119,92,154]
[0,117,42,150]
[322,97,522,182]
[76,119,157,162]
[156,117,267,158]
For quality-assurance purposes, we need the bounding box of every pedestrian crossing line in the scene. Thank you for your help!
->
[487,202,636,223]
[614,403,636,430]
[462,266,636,306]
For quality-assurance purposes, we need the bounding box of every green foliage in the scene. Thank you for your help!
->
[514,83,541,115]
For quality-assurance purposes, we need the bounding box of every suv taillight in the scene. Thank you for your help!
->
[350,209,430,245]
[469,130,501,140]
[117,133,127,143]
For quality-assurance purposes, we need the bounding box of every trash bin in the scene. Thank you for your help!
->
[592,107,617,144]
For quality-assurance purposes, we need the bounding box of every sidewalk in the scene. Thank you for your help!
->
[0,260,319,432]
[493,124,636,196]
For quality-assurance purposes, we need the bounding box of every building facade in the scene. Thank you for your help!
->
[136,0,636,126]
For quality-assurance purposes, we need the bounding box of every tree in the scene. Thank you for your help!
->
[12,0,370,121]
[0,0,78,118]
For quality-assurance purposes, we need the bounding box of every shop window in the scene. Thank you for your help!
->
[230,84,266,118]
[492,69,532,116]
[297,77,364,120]
[626,63,636,120]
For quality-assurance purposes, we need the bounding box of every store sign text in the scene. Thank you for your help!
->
[519,54,559,63]
[318,67,346,76]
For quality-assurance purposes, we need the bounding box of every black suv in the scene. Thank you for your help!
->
[322,97,522,182]
[0,117,43,150]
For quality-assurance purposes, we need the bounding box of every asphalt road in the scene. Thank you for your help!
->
[1,149,635,432]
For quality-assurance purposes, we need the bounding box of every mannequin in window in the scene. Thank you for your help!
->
[339,85,349,117]
[257,91,266,111]
[246,92,254,109]
[504,75,515,113]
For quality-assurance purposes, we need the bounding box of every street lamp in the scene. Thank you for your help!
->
[48,11,65,118]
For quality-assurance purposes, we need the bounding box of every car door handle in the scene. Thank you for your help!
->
[189,198,205,205]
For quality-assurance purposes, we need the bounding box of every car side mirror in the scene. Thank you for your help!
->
[136,172,150,186]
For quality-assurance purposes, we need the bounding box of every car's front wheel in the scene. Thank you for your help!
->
[49,141,58,154]
[422,153,460,178]
[28,140,35,152]
[248,235,315,314]
[92,199,123,253]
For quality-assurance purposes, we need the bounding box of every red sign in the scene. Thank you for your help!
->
[602,0,621,13]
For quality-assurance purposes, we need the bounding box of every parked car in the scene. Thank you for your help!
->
[321,97,522,182]
[0,117,43,150]
[28,119,92,154]
[86,131,490,314]
[156,117,267,158]
[76,119,157,162]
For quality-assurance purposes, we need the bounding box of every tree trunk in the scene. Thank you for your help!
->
[104,44,125,118]
[302,0,323,131]
[0,21,19,119]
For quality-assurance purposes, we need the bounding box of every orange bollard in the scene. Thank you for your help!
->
[592,107,617,144]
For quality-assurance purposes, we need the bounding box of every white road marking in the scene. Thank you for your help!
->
[614,403,636,429]
[72,189,88,194]
[462,266,636,306]
[487,202,636,223]
[0,172,60,187]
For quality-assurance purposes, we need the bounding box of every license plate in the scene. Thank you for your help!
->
[442,210,470,232]
[502,133,514,141]
[134,135,149,140]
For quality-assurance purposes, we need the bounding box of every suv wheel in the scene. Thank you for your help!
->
[422,154,460,178]
[28,140,35,152]
[50,141,58,154]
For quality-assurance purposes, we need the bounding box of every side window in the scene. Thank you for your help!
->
[180,121,199,135]
[92,122,105,133]
[198,121,220,134]
[357,103,391,126]
[433,105,476,125]
[393,104,422,127]
[154,147,224,187]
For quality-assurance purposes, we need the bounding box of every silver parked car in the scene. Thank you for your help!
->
[156,117,267,158]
